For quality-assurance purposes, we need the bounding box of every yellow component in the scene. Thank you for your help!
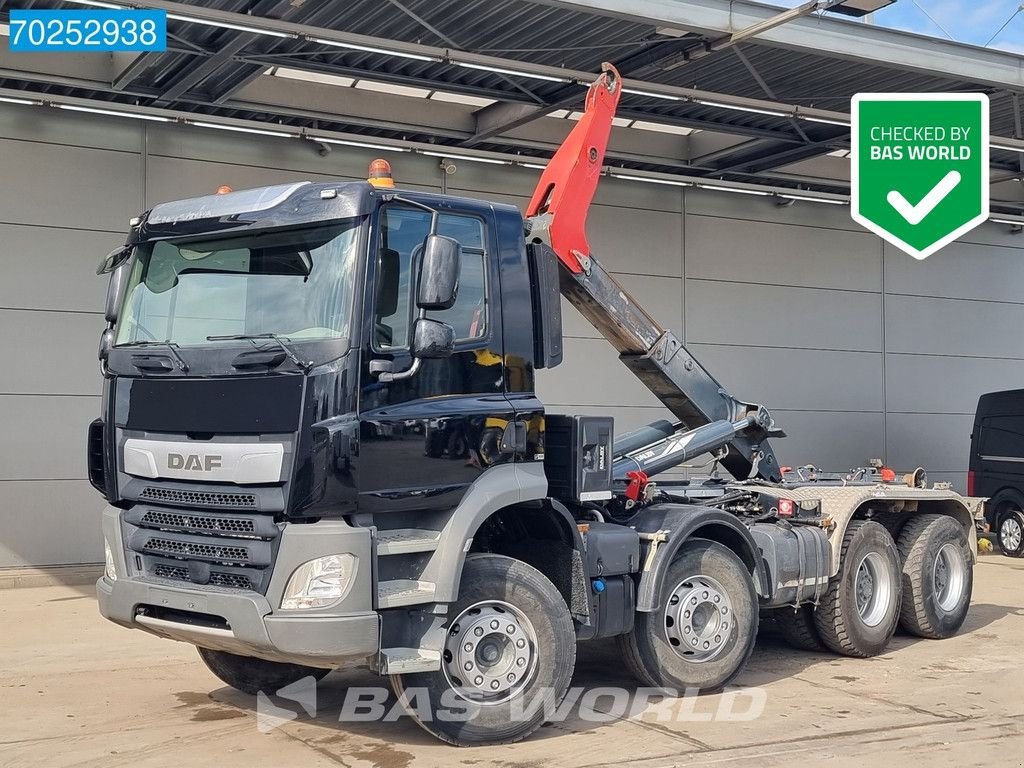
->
[978,537,994,554]
[473,349,504,367]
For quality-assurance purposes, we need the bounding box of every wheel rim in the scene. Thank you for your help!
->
[664,574,734,663]
[442,600,538,705]
[854,552,893,627]
[933,542,967,612]
[1001,514,1023,552]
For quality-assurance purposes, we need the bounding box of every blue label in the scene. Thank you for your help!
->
[8,9,167,52]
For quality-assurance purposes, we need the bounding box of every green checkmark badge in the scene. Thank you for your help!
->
[852,93,989,260]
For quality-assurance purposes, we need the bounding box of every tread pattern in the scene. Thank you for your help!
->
[775,605,824,652]
[813,520,895,658]
[896,514,942,636]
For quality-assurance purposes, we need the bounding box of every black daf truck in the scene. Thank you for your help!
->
[92,66,978,746]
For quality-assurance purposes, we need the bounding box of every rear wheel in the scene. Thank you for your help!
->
[813,521,901,658]
[196,648,330,696]
[997,509,1024,558]
[774,605,824,652]
[390,554,576,746]
[897,514,973,638]
[619,539,758,691]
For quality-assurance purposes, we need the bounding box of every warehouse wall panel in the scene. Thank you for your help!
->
[4,103,1024,567]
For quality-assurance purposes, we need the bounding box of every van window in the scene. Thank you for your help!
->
[979,416,1024,458]
[373,206,488,349]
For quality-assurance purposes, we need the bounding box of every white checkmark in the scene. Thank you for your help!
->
[886,170,962,225]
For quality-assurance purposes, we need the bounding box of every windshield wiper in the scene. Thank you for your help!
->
[119,340,190,372]
[207,333,312,373]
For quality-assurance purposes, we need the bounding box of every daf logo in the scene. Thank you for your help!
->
[168,453,223,471]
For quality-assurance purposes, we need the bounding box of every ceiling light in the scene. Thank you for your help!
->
[700,184,771,196]
[696,100,788,118]
[547,109,571,119]
[61,0,124,7]
[803,115,850,127]
[313,136,410,152]
[0,95,36,105]
[452,62,569,83]
[58,104,170,122]
[990,217,1024,225]
[167,13,294,38]
[992,143,1024,153]
[622,88,682,102]
[0,23,8,37]
[520,162,547,170]
[776,193,847,205]
[611,173,692,187]
[311,38,437,62]
[191,121,293,138]
[420,150,508,165]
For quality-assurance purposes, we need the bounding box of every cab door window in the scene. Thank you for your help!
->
[373,206,488,350]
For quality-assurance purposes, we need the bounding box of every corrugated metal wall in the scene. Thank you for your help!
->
[3,104,1024,567]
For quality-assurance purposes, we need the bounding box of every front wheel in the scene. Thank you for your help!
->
[897,514,973,638]
[813,521,901,658]
[619,539,758,692]
[390,554,576,746]
[196,648,330,696]
[997,509,1024,558]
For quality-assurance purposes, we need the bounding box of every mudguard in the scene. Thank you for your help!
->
[629,503,769,611]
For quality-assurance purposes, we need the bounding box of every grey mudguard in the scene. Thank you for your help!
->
[421,462,549,603]
[629,503,769,612]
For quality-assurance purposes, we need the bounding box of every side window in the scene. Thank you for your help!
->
[980,416,1024,458]
[374,206,488,350]
[433,216,487,340]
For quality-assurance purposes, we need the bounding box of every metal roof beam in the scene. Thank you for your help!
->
[541,0,1024,90]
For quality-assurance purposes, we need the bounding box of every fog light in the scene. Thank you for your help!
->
[281,554,357,610]
[104,540,118,582]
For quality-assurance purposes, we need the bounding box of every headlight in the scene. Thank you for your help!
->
[281,554,357,610]
[104,540,118,582]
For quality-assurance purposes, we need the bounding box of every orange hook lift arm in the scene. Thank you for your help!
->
[525,62,621,274]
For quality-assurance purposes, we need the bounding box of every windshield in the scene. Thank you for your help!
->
[115,220,362,348]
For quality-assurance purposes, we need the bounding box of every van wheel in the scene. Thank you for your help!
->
[618,539,758,691]
[997,509,1024,558]
[196,648,329,696]
[897,515,973,638]
[390,554,576,746]
[813,521,901,658]
[774,605,824,651]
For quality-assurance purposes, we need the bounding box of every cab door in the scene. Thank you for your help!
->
[354,199,515,515]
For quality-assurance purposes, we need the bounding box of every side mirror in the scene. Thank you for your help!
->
[104,265,127,324]
[417,234,460,310]
[97,245,133,275]
[413,318,455,359]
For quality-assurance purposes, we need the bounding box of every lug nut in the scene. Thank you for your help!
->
[475,627,484,636]
[507,673,516,683]
[475,676,484,686]
[490,620,500,630]
[491,680,500,690]
[507,625,516,634]
[516,639,526,648]
[464,662,473,671]
[516,657,526,667]
[464,643,473,652]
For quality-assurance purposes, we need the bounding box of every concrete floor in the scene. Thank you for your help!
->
[3,556,1023,768]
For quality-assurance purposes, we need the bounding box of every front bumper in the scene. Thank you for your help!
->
[97,506,379,669]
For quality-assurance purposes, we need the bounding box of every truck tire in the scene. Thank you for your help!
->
[896,514,973,638]
[617,539,758,692]
[774,605,825,652]
[813,521,901,658]
[196,648,330,696]
[997,508,1024,558]
[390,554,576,746]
